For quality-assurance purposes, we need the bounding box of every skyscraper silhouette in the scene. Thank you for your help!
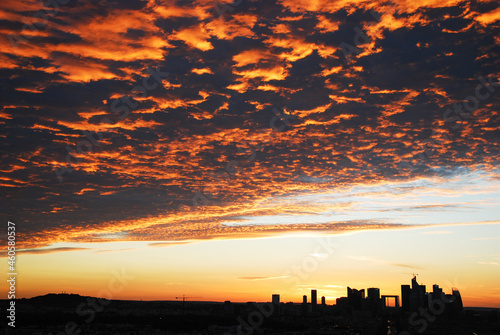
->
[410,276,426,312]
[347,287,365,310]
[401,284,411,313]
[311,289,317,312]
[367,288,381,313]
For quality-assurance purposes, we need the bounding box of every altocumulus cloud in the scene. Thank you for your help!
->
[0,0,499,249]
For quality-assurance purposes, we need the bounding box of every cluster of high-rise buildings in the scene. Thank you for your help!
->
[270,276,462,317]
[400,275,463,314]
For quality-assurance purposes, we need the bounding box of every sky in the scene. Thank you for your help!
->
[0,0,499,307]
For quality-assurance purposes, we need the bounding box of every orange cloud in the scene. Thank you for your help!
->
[172,24,214,51]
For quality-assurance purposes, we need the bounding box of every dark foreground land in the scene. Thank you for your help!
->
[1,294,499,335]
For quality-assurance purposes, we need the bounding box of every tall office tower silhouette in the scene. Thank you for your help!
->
[431,284,443,301]
[367,288,380,313]
[401,284,411,313]
[367,288,380,300]
[409,276,427,312]
[321,296,326,305]
[302,295,307,304]
[347,287,365,310]
[272,294,280,305]
[311,290,317,312]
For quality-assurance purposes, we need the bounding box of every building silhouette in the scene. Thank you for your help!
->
[272,294,280,305]
[367,287,381,313]
[432,284,443,299]
[302,294,308,315]
[399,276,463,315]
[409,275,427,312]
[272,294,280,316]
[401,284,411,313]
[347,287,365,310]
[311,289,317,312]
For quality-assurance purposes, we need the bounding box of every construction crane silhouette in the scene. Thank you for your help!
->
[175,294,201,314]
[403,272,419,279]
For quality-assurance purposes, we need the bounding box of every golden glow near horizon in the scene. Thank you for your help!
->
[1,0,500,309]
[3,223,499,307]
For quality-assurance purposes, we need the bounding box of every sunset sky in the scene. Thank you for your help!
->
[1,0,499,307]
